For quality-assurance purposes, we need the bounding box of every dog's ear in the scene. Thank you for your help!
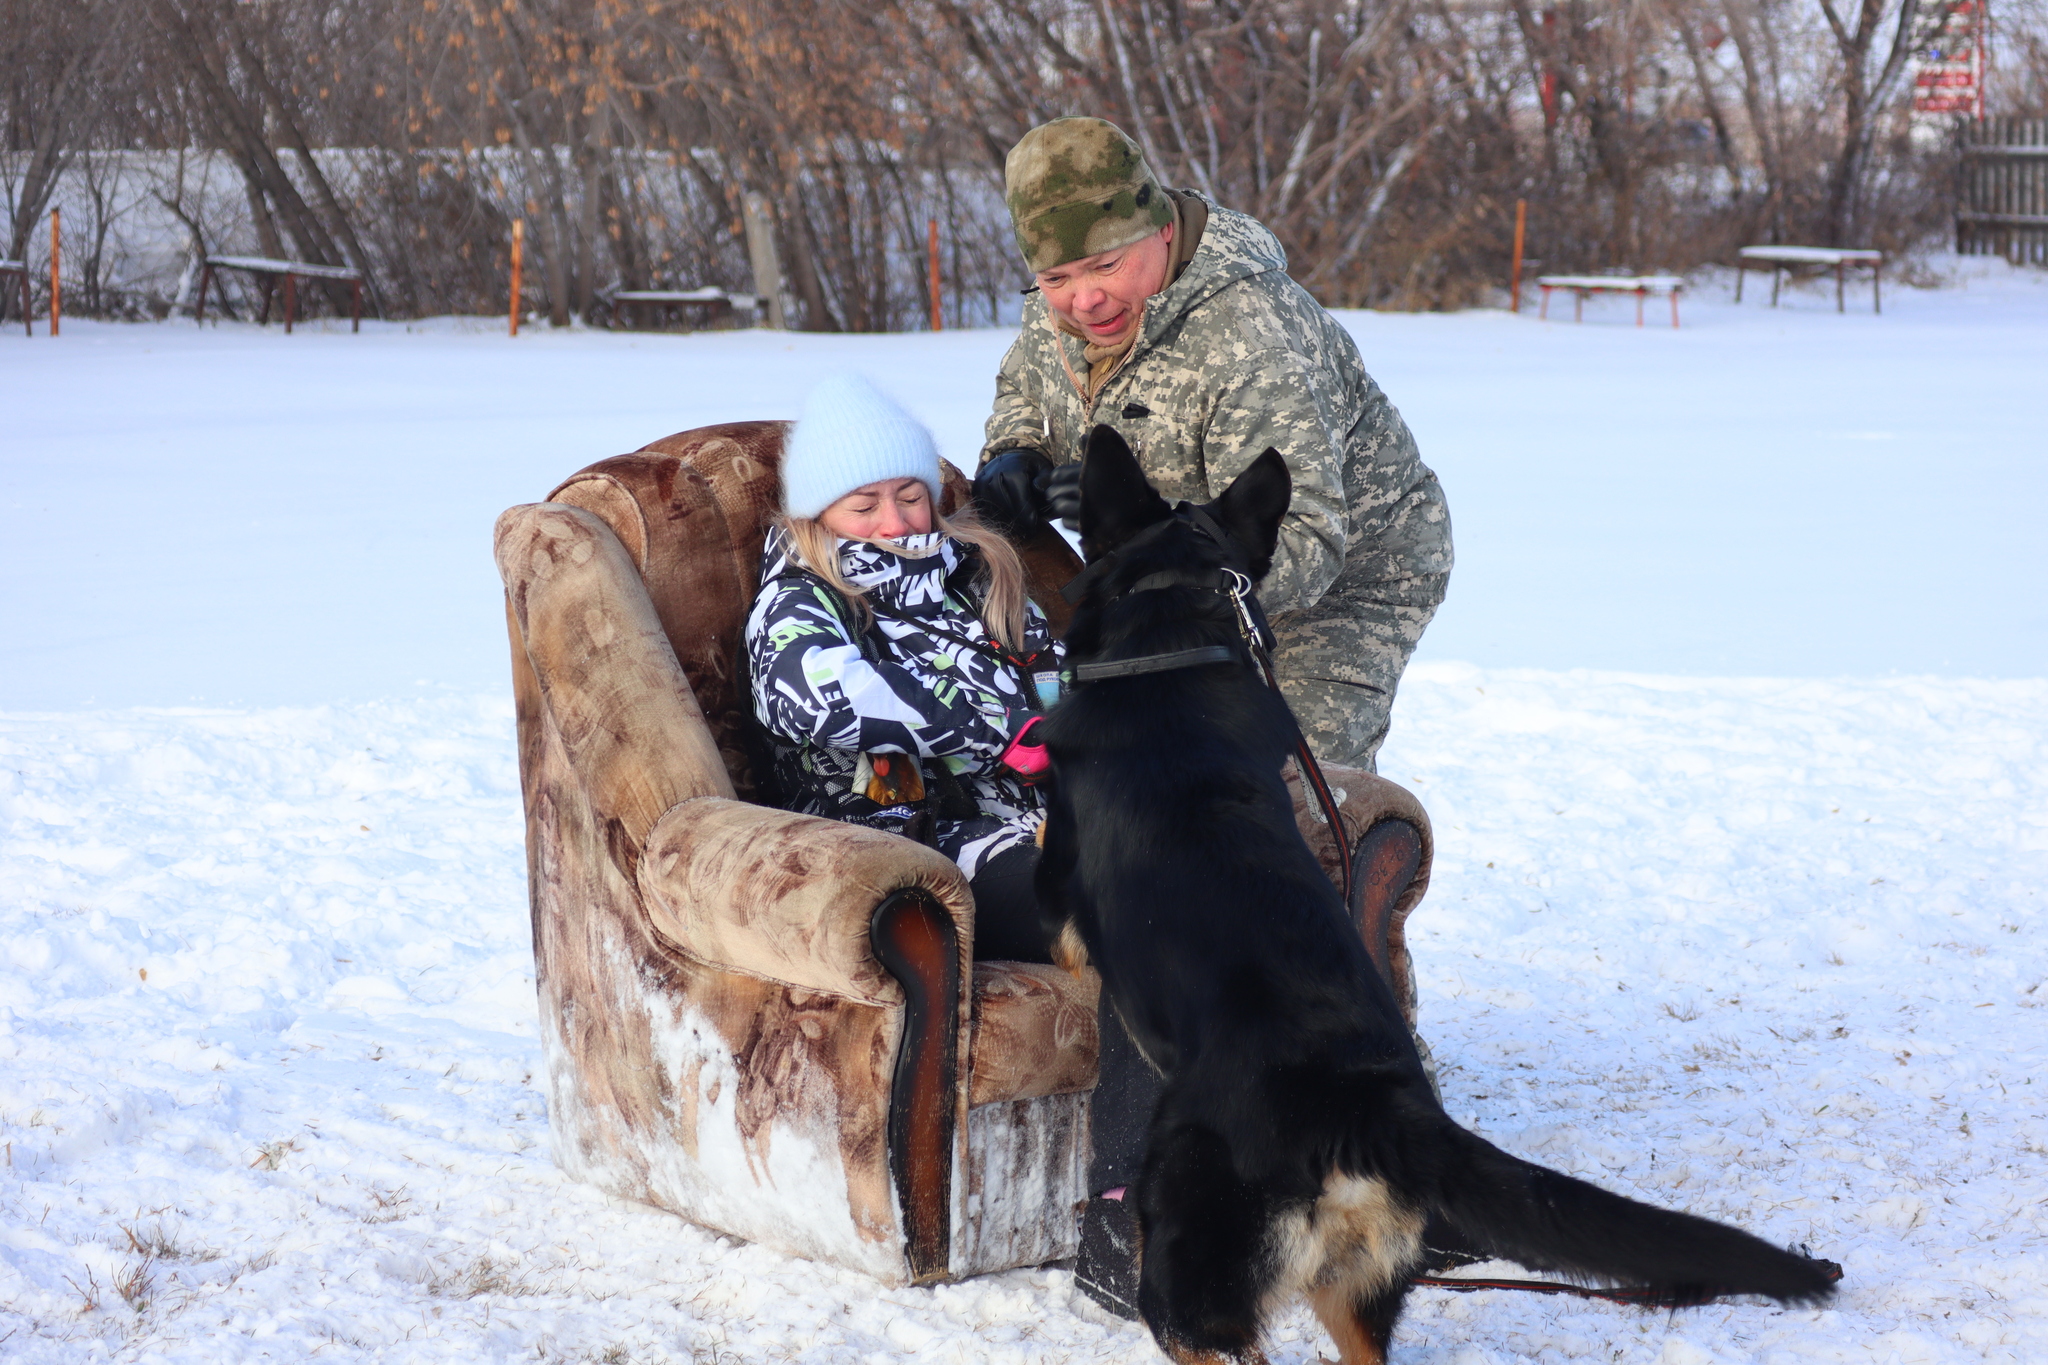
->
[1080,424,1171,559]
[1206,448,1292,580]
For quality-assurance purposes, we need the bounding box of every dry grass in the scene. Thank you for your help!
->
[425,1254,538,1301]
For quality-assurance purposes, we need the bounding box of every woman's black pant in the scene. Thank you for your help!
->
[968,842,1161,1194]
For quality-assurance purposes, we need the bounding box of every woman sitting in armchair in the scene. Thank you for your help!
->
[744,374,1061,962]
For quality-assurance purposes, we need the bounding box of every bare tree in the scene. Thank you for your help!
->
[1818,0,1924,242]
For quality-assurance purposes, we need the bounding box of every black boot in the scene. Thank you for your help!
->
[1074,1195,1141,1320]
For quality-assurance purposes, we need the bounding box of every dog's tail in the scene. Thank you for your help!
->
[1402,1098,1837,1307]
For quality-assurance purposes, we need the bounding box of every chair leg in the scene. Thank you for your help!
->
[870,887,960,1284]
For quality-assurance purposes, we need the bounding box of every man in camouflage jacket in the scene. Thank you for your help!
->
[975,117,1452,769]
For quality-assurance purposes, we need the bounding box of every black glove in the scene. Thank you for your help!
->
[1045,462,1084,530]
[972,448,1055,537]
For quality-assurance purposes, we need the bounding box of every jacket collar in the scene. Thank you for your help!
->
[760,525,965,617]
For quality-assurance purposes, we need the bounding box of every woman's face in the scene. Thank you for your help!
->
[818,477,934,542]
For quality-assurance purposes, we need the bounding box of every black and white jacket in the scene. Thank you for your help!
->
[745,526,1062,879]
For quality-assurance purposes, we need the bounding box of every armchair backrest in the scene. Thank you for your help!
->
[547,421,970,803]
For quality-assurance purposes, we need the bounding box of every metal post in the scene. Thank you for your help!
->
[742,192,787,330]
[1509,199,1527,313]
[928,218,943,332]
[509,219,525,337]
[48,208,59,337]
[284,272,296,334]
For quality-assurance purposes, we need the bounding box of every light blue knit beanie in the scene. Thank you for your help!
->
[780,374,942,519]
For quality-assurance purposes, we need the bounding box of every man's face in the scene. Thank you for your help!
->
[1034,224,1174,348]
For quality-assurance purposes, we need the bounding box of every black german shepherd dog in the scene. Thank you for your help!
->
[1034,427,1836,1365]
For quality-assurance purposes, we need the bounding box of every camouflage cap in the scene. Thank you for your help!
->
[1005,118,1174,273]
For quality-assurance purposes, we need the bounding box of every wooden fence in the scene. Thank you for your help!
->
[1958,118,2048,264]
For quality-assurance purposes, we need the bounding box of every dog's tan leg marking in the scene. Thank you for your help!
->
[1052,920,1091,977]
[1309,1283,1386,1365]
[1266,1176,1424,1314]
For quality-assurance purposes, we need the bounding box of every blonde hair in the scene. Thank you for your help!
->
[776,501,1032,652]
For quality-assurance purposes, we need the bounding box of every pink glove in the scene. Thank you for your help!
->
[1000,715,1051,780]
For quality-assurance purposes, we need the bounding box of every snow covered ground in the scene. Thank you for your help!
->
[2,258,2044,1362]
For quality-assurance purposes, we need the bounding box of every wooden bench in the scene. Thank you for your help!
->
[195,255,364,333]
[0,259,30,336]
[1734,246,1883,313]
[608,287,757,331]
[1537,274,1684,328]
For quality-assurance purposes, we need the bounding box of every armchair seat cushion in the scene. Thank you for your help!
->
[968,963,1101,1107]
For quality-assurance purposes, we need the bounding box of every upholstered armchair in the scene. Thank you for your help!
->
[494,421,1435,1287]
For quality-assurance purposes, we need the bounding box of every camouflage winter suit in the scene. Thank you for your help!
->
[981,197,1453,767]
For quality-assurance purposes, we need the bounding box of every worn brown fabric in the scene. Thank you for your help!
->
[495,503,734,859]
[506,584,910,1280]
[1286,762,1433,1028]
[968,962,1101,1107]
[640,795,975,1006]
[549,423,783,800]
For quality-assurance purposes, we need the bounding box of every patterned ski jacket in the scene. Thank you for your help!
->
[981,195,1452,620]
[744,525,1062,879]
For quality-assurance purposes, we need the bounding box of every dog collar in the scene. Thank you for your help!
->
[1069,644,1238,683]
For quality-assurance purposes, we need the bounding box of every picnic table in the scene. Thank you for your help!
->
[1734,246,1883,313]
[608,286,757,331]
[0,259,29,336]
[1536,274,1685,328]
[194,255,364,332]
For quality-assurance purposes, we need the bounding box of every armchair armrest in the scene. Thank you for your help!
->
[495,502,735,853]
[638,796,976,1006]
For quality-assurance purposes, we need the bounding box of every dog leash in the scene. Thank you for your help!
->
[1210,558,1356,908]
